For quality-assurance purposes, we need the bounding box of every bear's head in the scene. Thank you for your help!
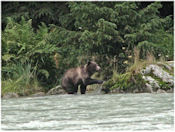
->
[86,61,101,76]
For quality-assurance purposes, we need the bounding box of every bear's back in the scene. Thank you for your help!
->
[63,66,87,85]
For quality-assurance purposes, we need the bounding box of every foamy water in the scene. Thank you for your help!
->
[1,93,174,130]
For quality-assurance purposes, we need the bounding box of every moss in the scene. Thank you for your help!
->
[145,71,173,90]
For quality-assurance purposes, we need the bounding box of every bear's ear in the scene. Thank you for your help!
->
[87,61,91,66]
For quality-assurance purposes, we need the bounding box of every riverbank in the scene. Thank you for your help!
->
[2,61,174,99]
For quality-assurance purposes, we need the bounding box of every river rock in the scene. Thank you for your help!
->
[47,85,66,95]
[141,63,174,93]
[157,62,172,71]
[157,89,166,93]
[167,88,173,93]
[31,92,45,97]
[3,92,19,99]
[167,61,174,68]
[142,64,174,85]
[110,88,120,93]
[143,83,154,93]
[142,76,160,91]
[133,88,140,93]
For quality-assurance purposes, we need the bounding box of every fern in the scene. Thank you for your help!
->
[2,17,60,89]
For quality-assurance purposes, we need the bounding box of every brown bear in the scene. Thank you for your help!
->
[61,61,103,94]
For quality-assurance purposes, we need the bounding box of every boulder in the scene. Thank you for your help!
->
[141,63,174,93]
[142,64,173,85]
[167,61,174,68]
[142,76,160,91]
[143,83,154,93]
[3,92,19,99]
[47,85,66,95]
[157,89,166,93]
[167,88,173,93]
[157,62,172,71]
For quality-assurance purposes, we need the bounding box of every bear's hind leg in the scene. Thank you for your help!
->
[74,85,78,94]
[62,84,75,94]
[66,85,78,94]
[80,84,86,94]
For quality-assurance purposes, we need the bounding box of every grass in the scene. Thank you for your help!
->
[1,63,42,96]
[2,78,41,96]
[127,47,156,74]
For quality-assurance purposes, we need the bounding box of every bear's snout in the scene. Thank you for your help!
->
[96,65,101,71]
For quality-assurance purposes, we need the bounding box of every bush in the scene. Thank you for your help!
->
[2,17,59,92]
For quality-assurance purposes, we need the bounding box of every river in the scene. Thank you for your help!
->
[1,93,174,130]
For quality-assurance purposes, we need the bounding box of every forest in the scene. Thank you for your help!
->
[1,2,174,96]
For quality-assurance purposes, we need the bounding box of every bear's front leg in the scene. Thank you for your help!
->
[74,84,78,94]
[80,84,86,94]
[84,78,103,85]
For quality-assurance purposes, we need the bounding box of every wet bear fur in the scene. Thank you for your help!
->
[61,61,103,94]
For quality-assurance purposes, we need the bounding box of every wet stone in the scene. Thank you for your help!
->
[47,85,66,95]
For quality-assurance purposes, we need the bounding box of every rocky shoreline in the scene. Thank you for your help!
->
[102,61,174,94]
[2,61,174,99]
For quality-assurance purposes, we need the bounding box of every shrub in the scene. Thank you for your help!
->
[2,17,59,91]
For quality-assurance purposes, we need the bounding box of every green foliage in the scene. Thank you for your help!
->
[103,71,146,93]
[110,72,145,92]
[159,81,172,90]
[2,17,59,92]
[103,79,115,91]
[2,63,41,96]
